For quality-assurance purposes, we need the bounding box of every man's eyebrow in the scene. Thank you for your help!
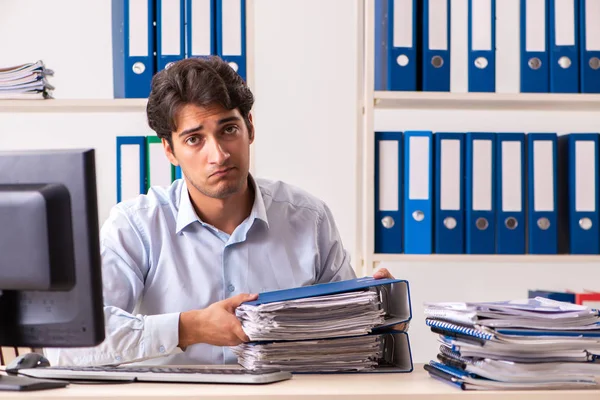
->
[218,116,242,125]
[178,124,203,138]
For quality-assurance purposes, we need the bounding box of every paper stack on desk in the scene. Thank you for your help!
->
[0,61,54,99]
[423,297,600,390]
[232,277,414,373]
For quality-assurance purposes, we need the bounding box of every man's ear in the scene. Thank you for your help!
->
[162,137,179,166]
[248,113,255,144]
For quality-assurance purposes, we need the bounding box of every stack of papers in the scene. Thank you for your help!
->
[0,61,54,99]
[423,297,600,390]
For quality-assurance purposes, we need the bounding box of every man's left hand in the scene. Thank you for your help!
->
[372,268,394,279]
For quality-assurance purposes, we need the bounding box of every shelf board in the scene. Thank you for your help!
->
[0,99,148,113]
[372,253,600,264]
[373,91,600,111]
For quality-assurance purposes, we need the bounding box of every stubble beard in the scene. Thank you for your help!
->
[188,173,247,200]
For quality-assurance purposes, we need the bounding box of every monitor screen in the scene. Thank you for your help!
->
[0,149,104,348]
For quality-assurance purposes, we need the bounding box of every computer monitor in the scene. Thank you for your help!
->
[0,149,104,349]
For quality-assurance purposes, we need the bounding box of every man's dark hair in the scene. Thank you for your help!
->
[146,56,254,149]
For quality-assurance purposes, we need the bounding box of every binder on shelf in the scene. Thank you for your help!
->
[579,0,600,93]
[116,136,147,203]
[520,0,550,93]
[145,136,176,190]
[549,0,579,93]
[423,0,450,91]
[468,0,495,92]
[156,0,185,71]
[526,133,558,254]
[434,132,465,254]
[465,132,496,254]
[496,133,525,254]
[175,166,183,180]
[374,0,418,91]
[111,0,155,98]
[495,0,520,93]
[450,0,469,93]
[559,133,600,254]
[216,0,246,81]
[375,132,403,254]
[404,131,433,254]
[185,0,216,59]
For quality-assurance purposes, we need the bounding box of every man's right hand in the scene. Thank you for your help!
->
[178,293,258,349]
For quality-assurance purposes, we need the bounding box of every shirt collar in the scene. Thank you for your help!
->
[175,174,269,234]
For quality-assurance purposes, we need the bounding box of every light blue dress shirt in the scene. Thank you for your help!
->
[45,176,356,366]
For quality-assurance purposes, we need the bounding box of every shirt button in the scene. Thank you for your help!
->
[115,356,122,362]
[159,346,165,353]
[228,284,235,293]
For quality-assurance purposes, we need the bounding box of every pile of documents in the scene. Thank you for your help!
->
[423,297,600,390]
[0,61,54,99]
[231,277,414,373]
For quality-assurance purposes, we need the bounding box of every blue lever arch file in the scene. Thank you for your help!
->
[579,0,600,93]
[549,0,580,93]
[185,0,216,59]
[423,0,450,91]
[111,0,156,98]
[520,0,550,93]
[526,133,559,254]
[375,132,403,254]
[468,0,495,92]
[216,0,246,81]
[465,132,496,254]
[116,136,147,203]
[156,0,185,71]
[434,132,465,254]
[496,133,526,254]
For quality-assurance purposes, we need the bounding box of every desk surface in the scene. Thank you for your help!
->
[5,364,600,400]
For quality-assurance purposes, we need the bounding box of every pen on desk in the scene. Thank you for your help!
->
[430,327,486,346]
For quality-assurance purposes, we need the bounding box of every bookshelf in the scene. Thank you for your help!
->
[358,0,600,276]
[0,99,148,113]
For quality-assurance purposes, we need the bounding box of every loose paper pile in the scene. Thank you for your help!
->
[424,297,600,390]
[0,61,54,99]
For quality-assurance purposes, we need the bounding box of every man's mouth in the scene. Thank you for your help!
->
[210,167,234,177]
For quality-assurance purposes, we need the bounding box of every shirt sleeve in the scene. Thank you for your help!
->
[314,203,357,283]
[44,206,183,366]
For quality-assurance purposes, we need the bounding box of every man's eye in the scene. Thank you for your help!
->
[186,136,200,145]
[224,126,239,135]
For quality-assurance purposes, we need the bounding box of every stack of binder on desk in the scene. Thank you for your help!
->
[232,277,413,373]
[0,61,54,99]
[423,297,600,390]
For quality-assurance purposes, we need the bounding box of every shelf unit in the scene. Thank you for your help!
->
[359,0,600,275]
[0,99,148,113]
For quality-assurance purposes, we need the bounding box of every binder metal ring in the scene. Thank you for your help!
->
[475,217,488,230]
[528,57,542,70]
[381,216,395,229]
[412,210,424,222]
[558,56,571,69]
[505,217,518,230]
[397,54,409,67]
[431,56,444,68]
[537,217,550,230]
[443,217,457,230]
[590,57,600,70]
[228,62,239,72]
[579,217,593,230]
[474,57,488,69]
[132,62,146,75]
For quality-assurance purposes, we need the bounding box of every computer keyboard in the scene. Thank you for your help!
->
[16,365,293,384]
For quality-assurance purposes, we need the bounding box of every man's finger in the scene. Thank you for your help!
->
[225,293,258,312]
[233,323,250,343]
[373,268,393,279]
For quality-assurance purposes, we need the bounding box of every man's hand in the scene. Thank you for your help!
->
[178,293,258,349]
[372,268,394,279]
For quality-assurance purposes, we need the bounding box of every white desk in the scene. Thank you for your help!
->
[5,364,600,400]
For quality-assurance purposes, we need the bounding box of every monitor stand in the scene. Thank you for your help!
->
[0,374,68,391]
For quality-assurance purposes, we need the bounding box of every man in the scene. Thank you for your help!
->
[46,56,393,366]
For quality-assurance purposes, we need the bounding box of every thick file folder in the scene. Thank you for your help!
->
[111,0,155,98]
[520,0,550,92]
[559,133,600,254]
[526,133,558,254]
[468,0,495,92]
[216,0,246,81]
[404,131,433,254]
[423,0,450,91]
[495,0,520,93]
[549,0,580,92]
[496,133,526,254]
[116,136,147,203]
[145,136,175,190]
[156,0,185,71]
[434,133,465,254]
[374,0,419,91]
[579,0,600,93]
[186,0,216,59]
[375,132,403,254]
[244,277,412,330]
[465,133,496,254]
[450,0,469,92]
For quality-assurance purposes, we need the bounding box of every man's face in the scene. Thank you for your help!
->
[164,103,253,199]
